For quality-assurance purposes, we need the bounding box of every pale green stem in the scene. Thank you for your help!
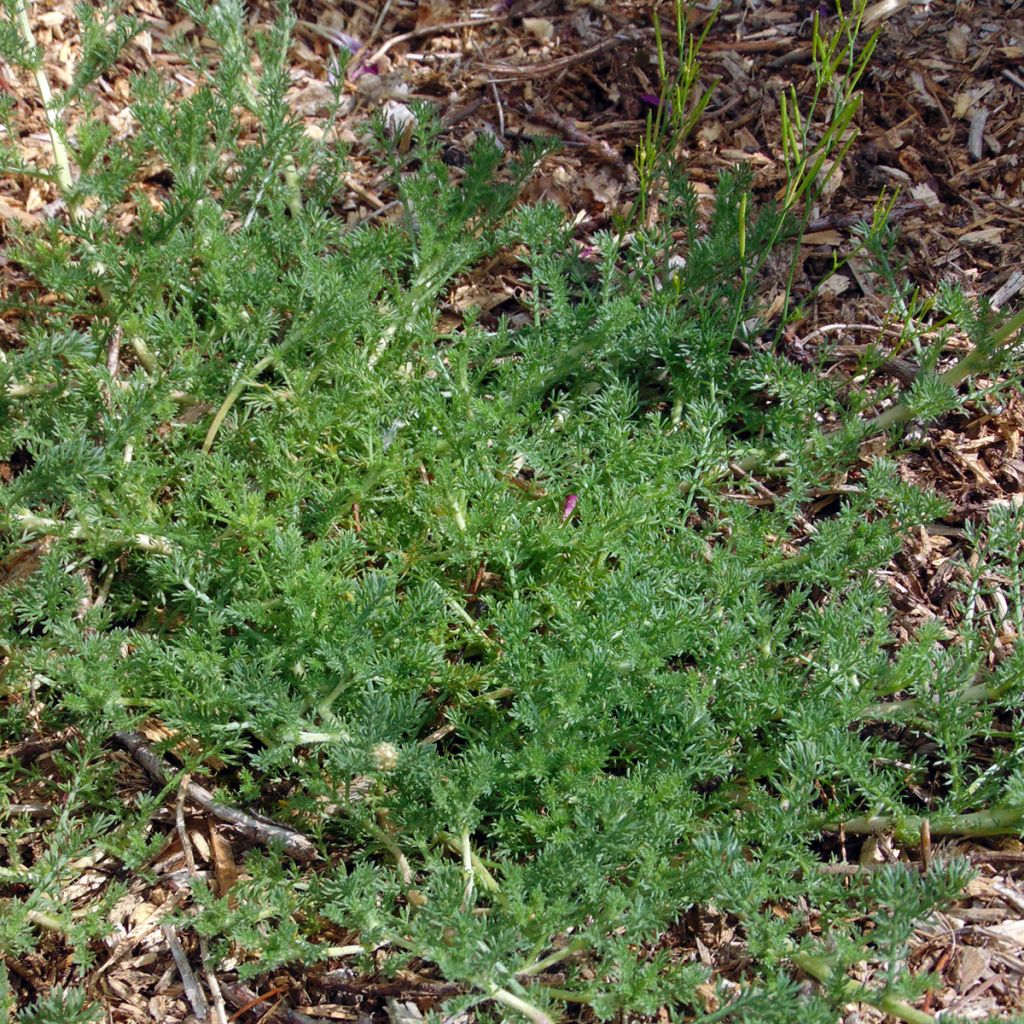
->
[282,160,303,218]
[832,805,1024,841]
[860,677,1011,722]
[238,75,302,218]
[366,820,412,887]
[529,986,590,1003]
[865,305,1024,433]
[129,335,159,374]
[287,730,352,745]
[202,353,276,454]
[5,379,55,398]
[445,596,499,649]
[11,511,175,555]
[12,0,81,224]
[439,833,501,894]
[0,866,34,883]
[478,981,554,1024]
[131,533,174,555]
[791,951,936,1024]
[26,908,65,933]
[477,686,515,702]
[460,827,475,909]
[689,305,1024,497]
[516,940,589,978]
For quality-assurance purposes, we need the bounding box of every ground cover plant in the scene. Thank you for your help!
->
[2,1,1024,1021]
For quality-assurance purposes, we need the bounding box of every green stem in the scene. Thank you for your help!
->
[477,981,554,1024]
[26,908,66,933]
[445,595,499,649]
[791,951,936,1024]
[516,940,588,978]
[460,826,475,909]
[439,833,501,894]
[831,805,1024,841]
[860,676,1012,722]
[283,159,303,218]
[530,986,591,1003]
[11,511,175,555]
[202,353,276,454]
[865,305,1024,433]
[692,304,1024,513]
[129,334,160,374]
[12,0,81,224]
[0,866,34,883]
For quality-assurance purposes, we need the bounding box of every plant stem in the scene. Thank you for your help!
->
[26,908,65,933]
[516,939,589,978]
[791,952,936,1024]
[859,677,1012,722]
[864,305,1024,433]
[480,982,555,1024]
[11,512,176,555]
[440,833,501,894]
[12,0,81,224]
[202,353,276,454]
[687,304,1024,498]
[282,159,303,218]
[831,805,1024,840]
[129,335,160,374]
[460,826,475,909]
[0,866,35,883]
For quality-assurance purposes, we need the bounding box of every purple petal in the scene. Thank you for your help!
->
[349,61,379,81]
[640,94,674,115]
[325,30,363,54]
[561,494,578,522]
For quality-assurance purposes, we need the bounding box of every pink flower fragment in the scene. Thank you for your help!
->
[639,94,673,114]
[561,494,578,522]
[319,29,379,83]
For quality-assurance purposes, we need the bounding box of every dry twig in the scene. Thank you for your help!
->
[177,775,229,1024]
[114,731,318,863]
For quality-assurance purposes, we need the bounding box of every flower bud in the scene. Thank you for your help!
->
[372,742,399,772]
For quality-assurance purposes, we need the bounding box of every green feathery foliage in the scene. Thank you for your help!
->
[1,1,1022,1022]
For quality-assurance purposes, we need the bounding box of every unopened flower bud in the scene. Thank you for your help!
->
[372,742,399,772]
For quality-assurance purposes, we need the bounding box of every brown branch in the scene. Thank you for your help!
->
[113,731,318,863]
[162,924,210,1020]
[221,981,318,1024]
[480,29,647,79]
[364,14,508,68]
[518,107,628,172]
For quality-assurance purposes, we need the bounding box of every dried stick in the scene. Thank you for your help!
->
[365,14,507,67]
[95,890,186,977]
[162,924,210,1021]
[221,981,319,1024]
[114,731,318,863]
[176,776,229,1024]
[481,29,646,79]
[519,107,627,172]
